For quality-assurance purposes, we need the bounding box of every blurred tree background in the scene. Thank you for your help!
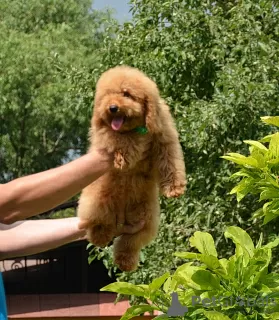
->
[0,0,114,180]
[1,0,279,296]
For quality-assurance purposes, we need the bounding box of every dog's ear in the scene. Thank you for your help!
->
[145,95,162,134]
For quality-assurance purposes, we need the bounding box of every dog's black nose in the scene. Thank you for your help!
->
[109,105,119,113]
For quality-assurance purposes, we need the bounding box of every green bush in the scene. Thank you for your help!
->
[101,226,279,320]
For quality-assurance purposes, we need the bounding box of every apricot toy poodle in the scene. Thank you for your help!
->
[77,65,186,271]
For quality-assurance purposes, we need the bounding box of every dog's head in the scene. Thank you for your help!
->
[92,66,162,134]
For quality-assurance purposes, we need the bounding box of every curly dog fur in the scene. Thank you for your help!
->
[77,65,186,271]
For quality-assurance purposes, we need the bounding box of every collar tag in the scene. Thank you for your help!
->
[133,126,148,135]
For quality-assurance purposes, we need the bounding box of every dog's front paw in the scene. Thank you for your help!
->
[161,180,186,198]
[114,150,128,170]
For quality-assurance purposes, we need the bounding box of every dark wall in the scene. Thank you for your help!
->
[2,240,116,294]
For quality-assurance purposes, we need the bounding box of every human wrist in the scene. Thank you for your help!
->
[86,148,113,172]
[67,217,86,240]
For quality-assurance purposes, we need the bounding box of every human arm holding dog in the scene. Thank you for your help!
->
[0,149,113,224]
[0,149,145,259]
[0,218,145,260]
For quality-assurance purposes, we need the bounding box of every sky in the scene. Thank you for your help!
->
[92,0,132,22]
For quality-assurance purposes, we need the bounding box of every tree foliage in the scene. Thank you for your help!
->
[0,0,114,181]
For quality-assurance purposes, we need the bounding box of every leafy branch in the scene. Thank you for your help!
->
[222,116,279,224]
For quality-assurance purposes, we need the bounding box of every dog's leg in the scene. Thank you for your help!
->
[113,198,160,272]
[77,185,116,247]
[155,102,186,198]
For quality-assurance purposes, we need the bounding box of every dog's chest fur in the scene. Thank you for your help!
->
[93,131,159,208]
[111,132,157,177]
[94,129,156,171]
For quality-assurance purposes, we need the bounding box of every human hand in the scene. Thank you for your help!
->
[78,219,145,238]
[115,220,145,236]
[89,147,114,171]
[89,145,114,162]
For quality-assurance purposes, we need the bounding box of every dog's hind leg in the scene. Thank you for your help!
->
[77,185,116,248]
[112,197,160,271]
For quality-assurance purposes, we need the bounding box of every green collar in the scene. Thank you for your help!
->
[133,126,148,135]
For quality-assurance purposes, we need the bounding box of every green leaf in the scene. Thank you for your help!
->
[101,282,147,297]
[263,175,279,189]
[249,147,266,168]
[191,270,221,290]
[262,200,279,224]
[86,243,93,250]
[223,153,249,159]
[120,305,159,320]
[263,201,273,214]
[226,256,236,279]
[88,255,96,265]
[174,263,205,290]
[259,188,279,201]
[267,158,279,166]
[261,273,279,289]
[229,178,250,195]
[199,255,222,271]
[262,238,279,250]
[263,211,278,225]
[229,177,255,202]
[180,288,197,306]
[260,134,275,143]
[224,226,254,258]
[204,310,231,319]
[189,231,218,257]
[242,261,266,289]
[261,116,279,128]
[256,233,263,249]
[230,171,252,179]
[173,252,199,259]
[149,272,170,291]
[236,187,254,202]
[163,276,178,294]
[269,133,279,158]
[244,140,268,151]
[221,154,259,167]
[137,284,150,291]
[174,251,223,273]
[253,207,264,219]
[218,258,229,276]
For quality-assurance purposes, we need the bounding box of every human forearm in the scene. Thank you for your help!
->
[0,218,146,260]
[0,151,111,223]
[0,218,85,260]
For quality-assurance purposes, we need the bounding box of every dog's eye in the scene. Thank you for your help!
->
[123,91,131,98]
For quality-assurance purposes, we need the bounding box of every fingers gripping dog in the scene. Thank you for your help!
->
[77,66,186,271]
